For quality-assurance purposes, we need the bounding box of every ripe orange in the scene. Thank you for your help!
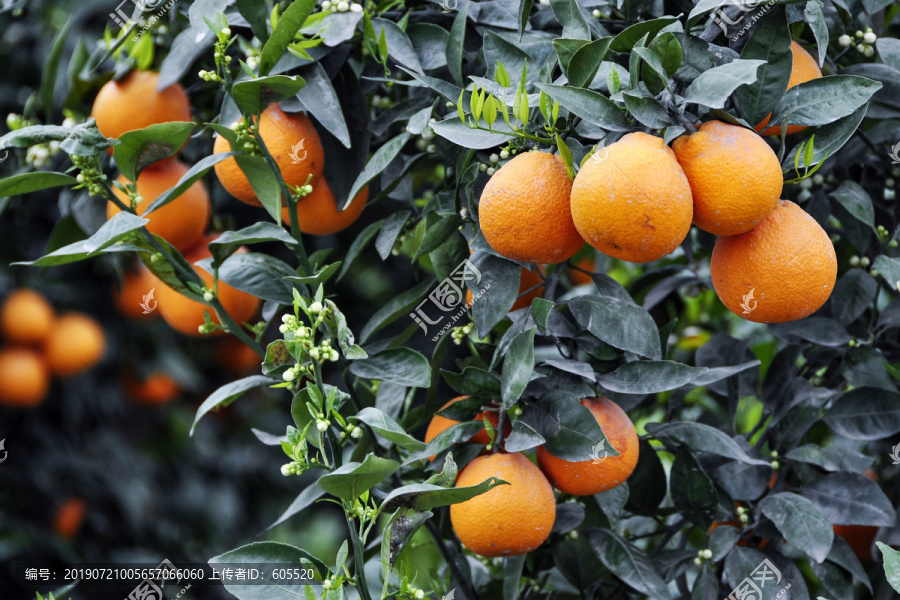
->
[425,396,502,449]
[53,497,88,540]
[710,200,837,323]
[0,347,50,407]
[280,182,368,235]
[124,372,180,406]
[213,103,325,206]
[479,151,584,264]
[114,264,160,319]
[536,397,639,495]
[216,336,263,374]
[834,525,877,562]
[571,133,693,263]
[0,289,55,345]
[450,452,556,557]
[672,121,782,236]
[755,42,823,136]
[156,238,261,336]
[108,158,210,252]
[44,313,106,377]
[91,70,191,143]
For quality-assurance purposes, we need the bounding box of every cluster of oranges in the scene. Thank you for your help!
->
[425,396,638,557]
[480,41,834,324]
[91,70,368,340]
[0,289,105,407]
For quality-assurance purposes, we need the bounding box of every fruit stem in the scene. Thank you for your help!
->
[345,511,374,600]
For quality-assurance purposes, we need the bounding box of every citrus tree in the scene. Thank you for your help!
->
[2,0,900,599]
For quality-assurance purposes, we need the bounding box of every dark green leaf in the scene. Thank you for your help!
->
[529,396,616,462]
[349,348,431,388]
[267,484,326,530]
[757,492,834,562]
[567,38,613,88]
[587,529,671,599]
[208,223,297,267]
[549,0,591,40]
[232,75,307,115]
[381,478,507,512]
[829,180,875,231]
[346,132,411,208]
[317,454,401,501]
[430,118,516,149]
[831,270,877,326]
[646,422,770,465]
[446,3,468,86]
[670,445,717,530]
[360,279,432,342]
[355,407,427,451]
[823,387,900,440]
[800,472,896,527]
[568,296,661,359]
[768,75,882,128]
[145,151,238,215]
[683,59,765,109]
[191,375,272,435]
[535,83,632,132]
[734,6,792,125]
[877,543,900,594]
[15,212,148,267]
[501,327,535,409]
[209,541,329,597]
[258,0,316,76]
[610,16,678,52]
[113,122,195,182]
[0,172,76,196]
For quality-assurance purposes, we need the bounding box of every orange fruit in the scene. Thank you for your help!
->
[280,182,368,235]
[834,525,877,562]
[450,452,556,556]
[536,397,639,495]
[0,289,55,345]
[44,313,106,377]
[213,103,325,206]
[156,238,261,336]
[466,266,545,312]
[0,347,50,407]
[479,151,584,264]
[217,336,262,374]
[571,132,693,263]
[53,497,88,540]
[91,70,191,144]
[108,158,210,252]
[710,200,837,323]
[568,257,595,287]
[672,121,782,236]
[425,396,503,450]
[124,372,180,405]
[114,264,160,319]
[755,41,822,136]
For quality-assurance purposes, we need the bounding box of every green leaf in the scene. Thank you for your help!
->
[237,0,270,43]
[877,543,900,594]
[345,132,411,209]
[823,387,900,440]
[768,75,882,128]
[286,262,342,286]
[470,252,522,337]
[622,91,673,129]
[800,472,896,527]
[258,0,316,76]
[733,6,792,125]
[596,360,759,394]
[414,214,463,260]
[495,60,511,88]
[646,422,770,466]
[446,3,468,86]
[381,478,507,512]
[683,59,765,110]
[41,17,69,123]
[517,0,534,39]
[205,252,295,304]
[501,327,535,409]
[587,529,671,599]
[0,172,76,197]
[144,151,236,215]
[648,32,683,76]
[190,375,272,435]
[610,16,678,52]
[360,279,432,343]
[114,122,195,182]
[549,0,591,40]
[829,180,875,231]
[529,396,616,462]
[553,38,590,71]
[354,407,427,451]
[208,222,297,267]
[831,270,878,326]
[267,484,326,530]
[535,83,632,132]
[785,444,874,473]
[372,18,423,73]
[568,296,661,360]
[317,454,401,501]
[337,220,382,281]
[349,348,431,388]
[430,118,516,149]
[209,541,329,596]
[669,445,717,530]
[235,154,282,219]
[566,38,613,89]
[15,212,148,267]
[758,492,834,562]
[232,75,306,117]
[381,508,433,575]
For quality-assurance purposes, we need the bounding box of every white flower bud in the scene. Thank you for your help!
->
[283,369,296,382]
[838,34,851,47]
[309,301,323,313]
[316,420,329,432]
[350,2,363,12]
[221,27,231,36]
[337,1,349,11]
[863,31,876,44]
